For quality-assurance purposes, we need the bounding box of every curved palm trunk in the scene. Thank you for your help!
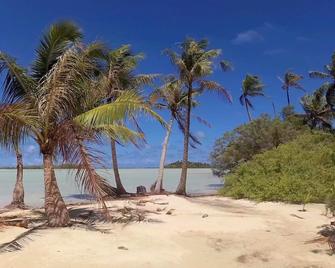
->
[43,153,70,227]
[245,97,252,122]
[153,117,174,194]
[111,139,127,195]
[10,148,25,208]
[176,84,192,195]
[286,89,291,106]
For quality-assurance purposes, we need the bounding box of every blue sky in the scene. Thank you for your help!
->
[0,0,334,167]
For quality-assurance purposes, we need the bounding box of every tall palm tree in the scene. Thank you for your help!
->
[240,74,265,121]
[277,71,304,105]
[309,51,335,109]
[98,45,157,195]
[149,78,189,193]
[0,22,163,226]
[165,38,232,195]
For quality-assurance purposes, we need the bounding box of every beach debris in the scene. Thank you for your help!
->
[328,234,335,253]
[152,202,169,205]
[202,214,209,218]
[0,223,46,253]
[290,214,304,219]
[136,186,147,195]
[118,246,128,250]
[0,217,30,229]
[166,209,175,215]
[156,207,167,212]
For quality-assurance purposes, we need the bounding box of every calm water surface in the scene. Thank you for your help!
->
[0,168,221,208]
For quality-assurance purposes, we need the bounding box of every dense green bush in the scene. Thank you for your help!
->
[210,114,302,176]
[221,132,335,203]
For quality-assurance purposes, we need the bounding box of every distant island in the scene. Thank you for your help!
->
[0,163,78,169]
[165,161,211,168]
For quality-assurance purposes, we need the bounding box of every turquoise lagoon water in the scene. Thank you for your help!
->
[0,168,221,208]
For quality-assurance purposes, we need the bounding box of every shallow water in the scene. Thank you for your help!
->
[0,168,221,208]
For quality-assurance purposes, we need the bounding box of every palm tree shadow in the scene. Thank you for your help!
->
[0,204,164,253]
[308,224,335,256]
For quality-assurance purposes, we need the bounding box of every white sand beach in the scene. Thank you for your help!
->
[0,195,334,267]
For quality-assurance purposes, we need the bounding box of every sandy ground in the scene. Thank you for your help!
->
[0,195,335,268]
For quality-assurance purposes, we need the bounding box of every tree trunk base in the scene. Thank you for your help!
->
[175,190,187,196]
[5,202,26,210]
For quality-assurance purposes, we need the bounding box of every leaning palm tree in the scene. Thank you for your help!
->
[165,38,232,195]
[149,78,188,193]
[309,51,335,108]
[97,45,157,195]
[0,22,163,227]
[240,74,265,121]
[277,71,304,105]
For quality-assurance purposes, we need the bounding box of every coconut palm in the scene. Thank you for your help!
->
[301,85,334,130]
[309,51,335,109]
[240,74,265,121]
[165,38,232,195]
[0,103,37,209]
[97,45,157,195]
[149,78,190,193]
[277,71,304,105]
[0,22,163,227]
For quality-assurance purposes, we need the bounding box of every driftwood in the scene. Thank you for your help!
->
[0,218,29,229]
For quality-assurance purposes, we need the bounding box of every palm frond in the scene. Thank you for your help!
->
[94,124,144,144]
[220,60,234,72]
[309,71,331,79]
[0,52,36,103]
[32,21,82,80]
[245,97,254,110]
[38,45,95,125]
[199,80,232,103]
[73,140,116,204]
[75,90,166,128]
[239,94,245,106]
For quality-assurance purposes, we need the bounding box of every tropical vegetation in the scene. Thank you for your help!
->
[0,20,335,229]
[220,131,335,204]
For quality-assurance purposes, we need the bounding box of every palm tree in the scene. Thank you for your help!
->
[277,71,304,105]
[240,74,265,121]
[9,145,24,208]
[0,103,36,208]
[165,38,232,195]
[309,51,335,109]
[149,78,189,193]
[301,85,333,130]
[0,22,163,226]
[97,45,157,195]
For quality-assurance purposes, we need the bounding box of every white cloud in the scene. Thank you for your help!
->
[232,30,264,45]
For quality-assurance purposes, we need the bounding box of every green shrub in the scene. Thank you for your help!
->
[221,131,335,203]
[210,114,303,176]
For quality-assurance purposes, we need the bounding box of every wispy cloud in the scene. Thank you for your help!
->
[195,130,205,139]
[232,30,264,45]
[263,48,286,56]
[232,22,275,45]
[25,144,37,153]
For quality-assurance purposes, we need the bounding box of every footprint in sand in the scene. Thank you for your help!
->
[236,251,269,264]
